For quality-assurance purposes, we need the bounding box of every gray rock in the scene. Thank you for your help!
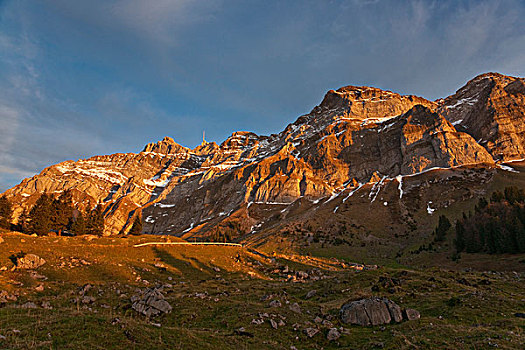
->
[269,319,278,329]
[340,298,404,326]
[132,288,172,317]
[403,308,420,321]
[289,302,301,313]
[268,300,282,308]
[15,254,46,269]
[305,290,317,299]
[327,328,341,341]
[304,327,319,338]
[20,302,38,309]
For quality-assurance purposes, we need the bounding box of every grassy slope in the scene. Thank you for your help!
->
[0,232,524,349]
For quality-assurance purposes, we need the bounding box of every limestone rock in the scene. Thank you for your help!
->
[326,328,341,341]
[131,288,172,317]
[340,298,405,326]
[403,308,421,321]
[15,254,46,269]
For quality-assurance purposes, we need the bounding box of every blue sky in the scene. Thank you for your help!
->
[1,0,525,192]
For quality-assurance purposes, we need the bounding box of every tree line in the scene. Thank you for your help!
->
[0,191,105,236]
[453,186,525,254]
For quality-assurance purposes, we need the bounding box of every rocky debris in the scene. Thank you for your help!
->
[19,302,38,309]
[57,256,91,269]
[304,327,319,338]
[131,288,172,317]
[0,291,18,303]
[268,300,282,308]
[81,296,96,304]
[79,283,92,295]
[13,254,46,269]
[234,327,253,337]
[29,271,47,280]
[305,290,317,299]
[41,301,52,309]
[403,308,421,321]
[35,284,44,292]
[326,328,341,341]
[269,319,278,329]
[340,298,418,326]
[289,302,301,313]
[0,236,4,244]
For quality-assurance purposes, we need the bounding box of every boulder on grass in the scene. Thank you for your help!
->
[340,297,415,326]
[131,288,172,317]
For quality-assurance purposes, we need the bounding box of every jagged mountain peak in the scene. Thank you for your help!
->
[312,84,435,121]
[142,136,189,154]
[3,72,525,237]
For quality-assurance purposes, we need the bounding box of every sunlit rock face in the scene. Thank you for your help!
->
[6,73,525,237]
[439,72,525,161]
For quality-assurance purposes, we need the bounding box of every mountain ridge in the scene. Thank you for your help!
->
[3,72,525,240]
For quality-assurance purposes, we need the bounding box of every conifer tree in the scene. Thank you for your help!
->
[434,215,451,242]
[87,204,105,236]
[0,196,12,229]
[27,193,53,235]
[455,220,466,253]
[71,211,86,235]
[51,190,74,234]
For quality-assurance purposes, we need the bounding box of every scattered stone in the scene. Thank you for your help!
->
[234,327,254,337]
[14,254,46,269]
[403,308,421,321]
[269,300,282,308]
[340,298,405,326]
[269,319,278,329]
[327,328,341,341]
[304,327,319,338]
[0,291,17,303]
[289,302,301,313]
[29,271,47,280]
[322,319,333,327]
[213,267,221,272]
[82,296,96,304]
[313,316,323,323]
[35,284,44,292]
[20,302,38,309]
[0,236,4,244]
[79,284,92,296]
[278,320,286,327]
[41,301,52,309]
[154,263,166,271]
[296,271,309,280]
[305,290,317,299]
[131,288,172,317]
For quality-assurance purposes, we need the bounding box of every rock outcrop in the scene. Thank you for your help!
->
[439,73,525,161]
[131,288,172,317]
[13,254,46,269]
[340,298,418,326]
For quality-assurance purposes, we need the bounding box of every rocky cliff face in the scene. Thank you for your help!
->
[439,72,525,161]
[3,73,524,237]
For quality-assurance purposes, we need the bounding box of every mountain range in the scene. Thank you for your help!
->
[4,72,525,258]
